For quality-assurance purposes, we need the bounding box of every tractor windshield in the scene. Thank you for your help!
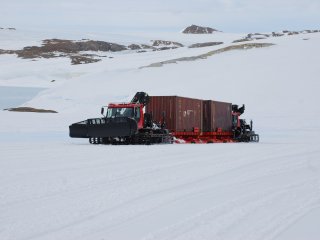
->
[106,107,134,118]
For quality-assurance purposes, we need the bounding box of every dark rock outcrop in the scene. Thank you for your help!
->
[4,107,57,113]
[128,44,142,50]
[189,42,223,48]
[248,33,270,38]
[233,38,252,43]
[1,39,127,64]
[287,31,299,36]
[156,47,178,51]
[0,49,15,55]
[14,39,126,59]
[151,40,184,47]
[129,42,183,52]
[38,39,127,54]
[233,33,270,43]
[182,25,218,34]
[272,32,285,37]
[70,55,101,65]
[140,44,155,49]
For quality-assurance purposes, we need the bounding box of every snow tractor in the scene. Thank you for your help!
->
[69,92,173,144]
[69,92,259,144]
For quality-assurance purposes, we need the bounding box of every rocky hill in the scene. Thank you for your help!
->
[182,25,218,34]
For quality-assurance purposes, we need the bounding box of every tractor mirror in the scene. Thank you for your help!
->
[101,107,104,115]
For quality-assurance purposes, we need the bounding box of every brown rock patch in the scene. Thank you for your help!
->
[189,42,223,48]
[4,107,58,113]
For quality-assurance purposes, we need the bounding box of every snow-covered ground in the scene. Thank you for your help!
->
[1,29,320,240]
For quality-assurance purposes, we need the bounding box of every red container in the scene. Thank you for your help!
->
[146,96,203,132]
[203,100,232,132]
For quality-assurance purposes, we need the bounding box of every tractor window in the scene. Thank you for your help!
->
[232,115,238,126]
[134,107,140,119]
[106,108,134,118]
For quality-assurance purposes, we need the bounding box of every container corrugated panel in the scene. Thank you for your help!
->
[146,96,203,132]
[203,100,232,132]
[146,96,176,131]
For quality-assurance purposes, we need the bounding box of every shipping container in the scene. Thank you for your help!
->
[203,100,232,132]
[146,96,203,132]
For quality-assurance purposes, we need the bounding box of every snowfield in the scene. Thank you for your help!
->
[1,29,320,240]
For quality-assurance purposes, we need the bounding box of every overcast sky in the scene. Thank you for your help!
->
[1,0,319,32]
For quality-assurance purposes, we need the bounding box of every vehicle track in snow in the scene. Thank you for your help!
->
[0,143,312,206]
[1,142,319,240]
